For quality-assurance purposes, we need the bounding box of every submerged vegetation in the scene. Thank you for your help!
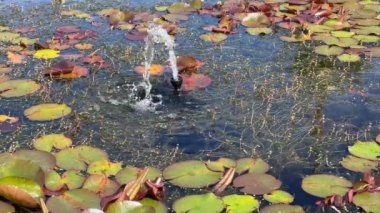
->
[0,0,379,212]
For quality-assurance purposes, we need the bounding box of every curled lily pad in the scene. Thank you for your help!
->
[222,194,260,213]
[261,204,304,213]
[87,160,122,177]
[337,54,361,62]
[200,33,227,43]
[0,80,40,98]
[236,158,270,174]
[33,134,72,152]
[0,177,43,208]
[246,27,273,35]
[340,155,378,173]
[353,192,380,213]
[301,174,352,198]
[34,49,60,60]
[315,45,344,56]
[116,166,161,185]
[264,190,294,204]
[173,193,224,213]
[233,173,281,195]
[163,160,222,188]
[348,141,380,160]
[24,103,72,121]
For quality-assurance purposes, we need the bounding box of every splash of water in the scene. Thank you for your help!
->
[140,24,180,98]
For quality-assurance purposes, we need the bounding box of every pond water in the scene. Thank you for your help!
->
[0,0,379,212]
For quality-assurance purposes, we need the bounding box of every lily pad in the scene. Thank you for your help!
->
[348,141,380,160]
[47,196,80,213]
[331,31,355,38]
[353,192,380,213]
[353,35,379,43]
[140,198,167,213]
[340,155,378,173]
[45,170,64,191]
[116,166,161,185]
[337,54,361,62]
[200,33,227,43]
[315,45,344,56]
[322,37,358,47]
[62,170,86,190]
[263,190,294,204]
[87,160,122,176]
[167,2,195,14]
[62,189,101,209]
[222,194,260,213]
[261,204,304,213]
[74,145,108,164]
[13,150,56,172]
[241,13,270,27]
[0,200,15,213]
[33,134,72,152]
[305,24,333,33]
[0,80,40,98]
[82,174,119,197]
[0,32,21,43]
[106,201,150,213]
[163,160,222,188]
[0,176,43,208]
[246,28,273,35]
[173,193,224,213]
[34,49,60,60]
[0,160,44,186]
[233,173,281,195]
[235,158,270,174]
[206,158,236,172]
[56,149,86,171]
[301,174,352,198]
[24,103,72,121]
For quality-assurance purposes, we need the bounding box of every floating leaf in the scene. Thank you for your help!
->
[200,33,227,43]
[180,74,212,91]
[173,193,224,213]
[163,160,222,188]
[0,32,20,43]
[235,158,270,174]
[206,158,236,172]
[322,37,358,47]
[222,194,260,213]
[62,189,101,209]
[47,196,80,213]
[87,160,122,176]
[34,49,60,60]
[0,200,15,213]
[241,13,270,27]
[190,0,202,9]
[233,173,281,195]
[331,31,355,38]
[82,174,119,197]
[177,55,206,72]
[340,155,378,173]
[337,54,361,62]
[155,5,169,12]
[261,204,304,213]
[75,145,108,164]
[349,141,380,160]
[62,170,86,190]
[305,24,333,33]
[7,51,26,64]
[0,80,40,98]
[134,64,165,76]
[0,115,18,123]
[33,134,72,152]
[116,166,161,185]
[167,2,195,14]
[56,149,86,171]
[353,35,379,43]
[0,176,43,208]
[45,170,64,191]
[0,160,44,186]
[24,103,72,121]
[301,174,352,198]
[315,45,344,56]
[263,190,294,204]
[140,198,167,213]
[353,192,380,213]
[13,150,56,172]
[106,201,147,213]
[61,10,90,19]
[246,27,273,35]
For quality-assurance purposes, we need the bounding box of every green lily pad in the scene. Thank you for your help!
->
[0,160,44,186]
[33,134,72,152]
[24,103,72,121]
[155,5,169,12]
[74,145,108,164]
[167,2,195,14]
[45,170,64,191]
[116,166,161,185]
[353,192,380,213]
[190,0,202,9]
[0,176,43,208]
[353,35,379,43]
[106,201,151,213]
[163,160,222,188]
[200,33,227,43]
[235,158,270,174]
[0,200,15,213]
[62,189,100,209]
[62,170,86,190]
[173,193,224,213]
[331,31,355,38]
[340,155,378,172]
[233,173,282,195]
[261,204,304,213]
[13,150,56,172]
[0,32,21,43]
[337,54,361,62]
[222,194,259,213]
[322,37,358,47]
[46,196,80,213]
[305,24,333,33]
[349,141,380,160]
[352,18,380,26]
[56,149,86,171]
[140,198,167,213]
[82,174,119,197]
[206,158,236,172]
[246,28,273,35]
[263,190,294,204]
[315,45,344,56]
[87,160,122,176]
[352,26,380,35]
[0,80,40,98]
[301,174,352,198]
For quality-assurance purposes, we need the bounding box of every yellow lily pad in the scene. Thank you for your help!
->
[33,134,72,152]
[24,103,72,121]
[34,49,60,60]
[200,33,227,43]
[0,80,40,98]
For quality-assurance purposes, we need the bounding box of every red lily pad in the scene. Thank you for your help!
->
[180,74,212,91]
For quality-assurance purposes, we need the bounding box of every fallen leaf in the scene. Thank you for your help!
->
[134,64,165,76]
[75,43,93,50]
[7,51,26,64]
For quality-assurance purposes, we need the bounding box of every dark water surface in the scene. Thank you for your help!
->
[0,0,379,211]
